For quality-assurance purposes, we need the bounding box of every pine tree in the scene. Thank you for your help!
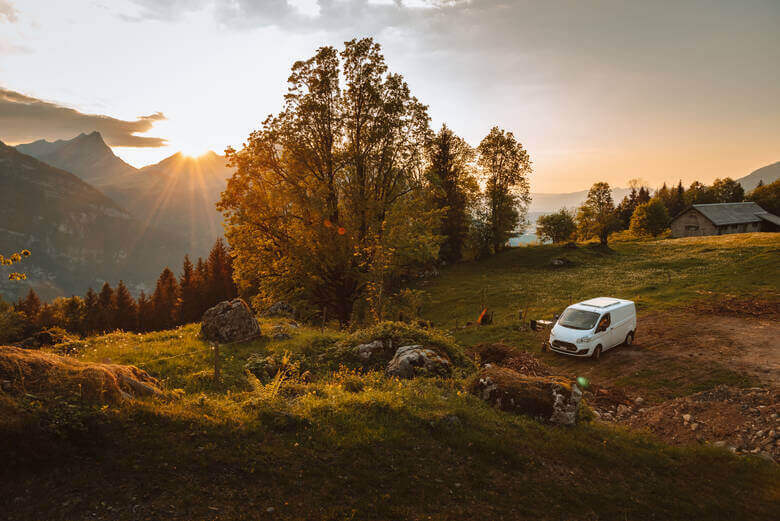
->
[152,267,180,330]
[179,255,202,324]
[63,296,85,335]
[195,257,210,317]
[114,280,138,332]
[97,282,116,333]
[17,288,41,323]
[83,288,101,335]
[136,291,154,332]
[206,239,236,306]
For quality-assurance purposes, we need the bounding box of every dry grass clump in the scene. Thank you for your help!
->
[0,346,161,404]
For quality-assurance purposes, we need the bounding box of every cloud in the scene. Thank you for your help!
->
[0,0,18,23]
[0,87,167,147]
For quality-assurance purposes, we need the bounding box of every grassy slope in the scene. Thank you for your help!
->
[415,233,779,402]
[2,234,779,520]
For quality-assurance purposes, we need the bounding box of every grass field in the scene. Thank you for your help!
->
[1,233,779,520]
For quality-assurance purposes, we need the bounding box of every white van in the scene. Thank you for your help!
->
[549,297,636,360]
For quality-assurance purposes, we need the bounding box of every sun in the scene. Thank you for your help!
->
[178,143,209,158]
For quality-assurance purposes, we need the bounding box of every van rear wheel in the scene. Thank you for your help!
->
[624,332,634,346]
[591,345,602,360]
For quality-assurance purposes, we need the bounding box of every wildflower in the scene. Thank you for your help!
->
[323,219,332,228]
[337,227,346,235]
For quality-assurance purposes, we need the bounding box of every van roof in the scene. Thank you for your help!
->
[574,297,633,309]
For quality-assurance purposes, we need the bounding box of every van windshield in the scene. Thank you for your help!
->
[558,308,600,330]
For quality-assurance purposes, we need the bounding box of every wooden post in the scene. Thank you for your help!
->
[213,343,220,384]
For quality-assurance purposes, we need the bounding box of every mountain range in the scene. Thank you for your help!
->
[0,140,186,300]
[529,164,778,213]
[15,132,232,257]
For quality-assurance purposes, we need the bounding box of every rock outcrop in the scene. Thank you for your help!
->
[386,344,452,379]
[469,366,582,425]
[201,298,261,343]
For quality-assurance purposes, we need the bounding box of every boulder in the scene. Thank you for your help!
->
[386,344,452,379]
[201,299,261,343]
[468,366,582,425]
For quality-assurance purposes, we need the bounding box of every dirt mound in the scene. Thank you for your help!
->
[470,343,550,376]
[611,386,778,462]
[468,366,582,425]
[0,346,161,404]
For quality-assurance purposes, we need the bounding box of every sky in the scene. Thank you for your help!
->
[0,0,778,192]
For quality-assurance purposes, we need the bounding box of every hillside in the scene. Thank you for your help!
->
[0,141,185,300]
[737,161,780,192]
[1,234,777,520]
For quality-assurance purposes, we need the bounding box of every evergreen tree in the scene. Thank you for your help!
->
[179,255,203,324]
[136,291,154,333]
[152,267,180,330]
[83,288,101,335]
[17,288,41,323]
[114,280,138,332]
[424,124,478,263]
[668,181,686,217]
[63,296,85,335]
[97,282,116,332]
[195,257,210,316]
[206,239,236,306]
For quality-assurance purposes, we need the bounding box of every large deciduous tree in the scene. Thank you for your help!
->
[219,38,438,325]
[577,182,619,245]
[476,127,532,254]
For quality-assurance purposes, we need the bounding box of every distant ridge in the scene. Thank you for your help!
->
[529,187,631,213]
[0,141,185,300]
[16,131,137,185]
[736,162,780,192]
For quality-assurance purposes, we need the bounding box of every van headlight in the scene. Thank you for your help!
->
[577,335,593,344]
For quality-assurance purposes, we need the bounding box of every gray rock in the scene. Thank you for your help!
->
[713,441,727,448]
[617,404,631,418]
[200,299,261,343]
[386,345,452,379]
[550,383,582,426]
[263,301,294,317]
[682,413,692,423]
[634,396,645,406]
[355,340,386,361]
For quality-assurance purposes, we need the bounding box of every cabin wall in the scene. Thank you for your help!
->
[670,209,718,237]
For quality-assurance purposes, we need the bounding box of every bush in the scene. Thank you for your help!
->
[629,199,670,237]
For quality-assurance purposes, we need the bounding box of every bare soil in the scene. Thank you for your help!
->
[540,307,780,402]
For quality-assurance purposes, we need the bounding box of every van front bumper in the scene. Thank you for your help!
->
[549,340,591,356]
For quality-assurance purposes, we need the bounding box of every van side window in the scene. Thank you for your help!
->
[597,313,611,332]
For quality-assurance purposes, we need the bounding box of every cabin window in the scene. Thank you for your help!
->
[685,225,699,231]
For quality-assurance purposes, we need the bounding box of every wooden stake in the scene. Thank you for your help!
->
[213,343,220,384]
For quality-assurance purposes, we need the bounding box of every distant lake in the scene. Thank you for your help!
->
[509,212,550,246]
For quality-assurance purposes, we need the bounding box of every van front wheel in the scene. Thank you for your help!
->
[591,345,602,360]
[624,332,634,346]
